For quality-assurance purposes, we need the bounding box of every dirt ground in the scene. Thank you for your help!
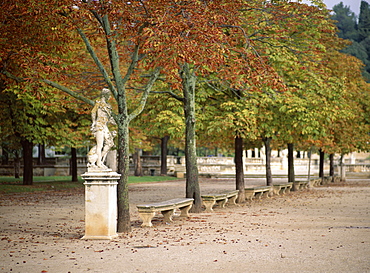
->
[0,177,369,273]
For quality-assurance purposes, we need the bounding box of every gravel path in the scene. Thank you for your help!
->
[0,178,369,273]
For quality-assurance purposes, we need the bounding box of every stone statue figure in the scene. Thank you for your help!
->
[87,88,117,171]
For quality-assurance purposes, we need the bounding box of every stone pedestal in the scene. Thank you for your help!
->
[81,171,120,240]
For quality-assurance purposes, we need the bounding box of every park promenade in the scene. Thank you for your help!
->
[0,176,369,272]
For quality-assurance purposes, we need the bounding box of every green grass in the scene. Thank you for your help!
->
[128,175,180,184]
[0,175,180,194]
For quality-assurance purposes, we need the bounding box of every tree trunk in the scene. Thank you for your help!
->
[117,120,131,233]
[307,147,312,185]
[181,63,201,213]
[288,143,296,190]
[234,135,245,203]
[2,148,9,165]
[14,150,21,179]
[263,137,273,186]
[329,153,334,182]
[160,135,169,175]
[133,148,142,176]
[21,139,33,185]
[71,147,78,182]
[319,149,325,181]
[37,144,46,165]
[339,154,346,182]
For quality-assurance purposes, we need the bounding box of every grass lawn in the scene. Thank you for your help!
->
[0,175,181,194]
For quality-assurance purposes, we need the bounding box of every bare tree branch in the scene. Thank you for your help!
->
[43,79,95,106]
[128,67,161,121]
[151,90,184,102]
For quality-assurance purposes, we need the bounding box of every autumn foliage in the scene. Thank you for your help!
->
[1,0,369,232]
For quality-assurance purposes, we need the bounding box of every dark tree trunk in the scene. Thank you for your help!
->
[37,144,46,165]
[288,143,296,190]
[263,137,273,186]
[319,149,325,180]
[307,147,313,183]
[117,120,131,233]
[234,136,245,203]
[160,135,170,175]
[181,63,201,212]
[2,148,9,165]
[21,139,33,185]
[14,150,21,179]
[133,149,142,177]
[71,147,78,182]
[329,153,334,182]
[339,154,346,182]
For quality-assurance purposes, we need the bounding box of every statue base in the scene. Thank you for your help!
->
[87,166,113,173]
[81,171,121,240]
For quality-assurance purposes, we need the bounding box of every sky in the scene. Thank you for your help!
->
[323,0,362,14]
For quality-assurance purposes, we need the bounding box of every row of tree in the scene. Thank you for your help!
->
[1,0,369,232]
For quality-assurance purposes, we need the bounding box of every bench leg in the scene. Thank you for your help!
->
[139,212,156,227]
[263,191,271,198]
[255,192,263,199]
[203,199,216,212]
[179,204,192,218]
[217,198,228,208]
[228,195,237,206]
[245,192,255,201]
[161,209,175,223]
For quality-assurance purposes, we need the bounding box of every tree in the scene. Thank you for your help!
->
[0,82,89,184]
[332,2,358,41]
[140,1,250,211]
[1,1,161,232]
[200,85,259,202]
[315,52,370,161]
[132,89,185,176]
[358,1,370,42]
[0,1,94,184]
[198,0,341,191]
[234,136,245,202]
[1,0,248,229]
[4,0,368,233]
[241,0,343,186]
[358,1,370,80]
[160,135,170,175]
[260,2,358,188]
[332,1,370,81]
[180,64,201,210]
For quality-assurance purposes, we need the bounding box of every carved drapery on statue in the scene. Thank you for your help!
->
[87,88,116,172]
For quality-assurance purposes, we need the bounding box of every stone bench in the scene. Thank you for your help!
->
[322,176,333,185]
[294,181,309,190]
[136,198,194,227]
[201,190,239,212]
[333,175,341,183]
[245,186,272,201]
[310,177,322,187]
[272,183,293,195]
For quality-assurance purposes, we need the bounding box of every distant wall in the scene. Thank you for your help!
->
[1,155,369,177]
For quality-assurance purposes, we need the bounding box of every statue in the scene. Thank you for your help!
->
[87,88,117,171]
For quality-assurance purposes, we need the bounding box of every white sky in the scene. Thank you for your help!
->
[323,0,363,14]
